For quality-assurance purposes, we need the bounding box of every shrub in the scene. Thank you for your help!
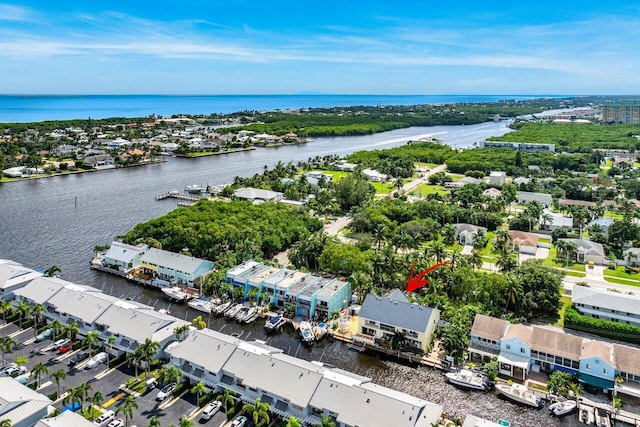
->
[565,305,640,345]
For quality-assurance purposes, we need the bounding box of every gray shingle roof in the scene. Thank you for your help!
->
[358,294,438,333]
[0,263,41,291]
[96,304,186,344]
[13,276,67,304]
[35,410,96,427]
[560,239,605,257]
[104,241,147,264]
[572,285,640,316]
[167,329,240,375]
[46,288,118,324]
[0,377,51,426]
[234,187,283,201]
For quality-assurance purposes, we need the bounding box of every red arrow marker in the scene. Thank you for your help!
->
[406,261,451,293]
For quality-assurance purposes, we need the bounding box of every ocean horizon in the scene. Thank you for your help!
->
[0,93,571,123]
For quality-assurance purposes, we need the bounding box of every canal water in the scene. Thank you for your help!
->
[0,121,585,425]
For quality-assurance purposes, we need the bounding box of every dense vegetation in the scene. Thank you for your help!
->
[122,200,322,263]
[489,122,640,152]
[345,142,455,178]
[564,305,640,345]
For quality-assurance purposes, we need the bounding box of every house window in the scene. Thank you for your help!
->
[506,344,511,350]
[586,364,591,370]
[520,348,525,354]
[603,368,608,374]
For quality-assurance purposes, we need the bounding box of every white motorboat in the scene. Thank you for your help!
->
[243,309,259,324]
[299,321,315,345]
[444,369,489,391]
[264,315,286,332]
[237,307,257,323]
[212,301,232,315]
[495,383,543,408]
[549,400,577,417]
[225,303,243,319]
[595,408,611,427]
[186,184,203,194]
[161,286,189,302]
[234,306,251,321]
[188,298,214,314]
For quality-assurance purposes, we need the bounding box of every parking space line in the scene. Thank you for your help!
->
[9,327,31,338]
[94,361,125,380]
[53,348,81,363]
[158,389,189,411]
[103,392,126,408]
[37,380,52,391]
[22,337,36,346]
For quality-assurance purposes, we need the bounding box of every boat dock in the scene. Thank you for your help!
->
[155,192,204,202]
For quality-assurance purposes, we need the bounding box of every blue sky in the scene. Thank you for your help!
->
[1,1,639,95]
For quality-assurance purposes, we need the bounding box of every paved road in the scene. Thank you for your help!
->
[401,164,447,193]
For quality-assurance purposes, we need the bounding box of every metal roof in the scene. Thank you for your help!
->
[141,248,213,275]
[167,329,240,375]
[35,410,96,427]
[262,268,296,287]
[103,241,148,264]
[286,275,321,296]
[96,304,186,344]
[12,276,67,304]
[572,285,640,316]
[358,294,438,334]
[46,287,119,324]
[0,377,51,425]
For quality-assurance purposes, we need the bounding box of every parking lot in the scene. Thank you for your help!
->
[1,320,231,427]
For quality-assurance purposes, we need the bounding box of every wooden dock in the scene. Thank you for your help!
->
[155,192,203,202]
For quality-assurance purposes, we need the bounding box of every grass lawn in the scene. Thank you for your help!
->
[371,181,395,194]
[538,237,551,244]
[565,270,586,278]
[604,210,624,220]
[414,162,440,170]
[542,246,586,272]
[604,266,640,281]
[448,173,465,181]
[410,183,449,197]
[604,276,640,287]
[309,169,395,194]
[554,296,572,327]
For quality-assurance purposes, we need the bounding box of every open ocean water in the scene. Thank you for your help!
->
[0,94,564,122]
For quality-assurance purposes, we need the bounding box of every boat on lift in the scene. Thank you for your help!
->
[299,321,315,345]
[188,298,215,314]
[212,301,232,315]
[444,369,489,391]
[264,315,287,332]
[161,286,189,302]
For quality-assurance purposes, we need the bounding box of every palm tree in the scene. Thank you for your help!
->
[16,300,28,328]
[472,230,488,251]
[158,365,182,386]
[0,300,12,323]
[83,330,100,351]
[173,325,190,342]
[50,369,67,397]
[146,416,161,427]
[63,386,84,409]
[191,382,206,408]
[441,224,457,245]
[243,397,270,427]
[139,339,161,374]
[316,415,336,427]
[75,382,93,409]
[105,335,116,369]
[116,395,138,427]
[89,391,104,420]
[15,355,28,371]
[216,388,236,418]
[503,279,524,311]
[126,350,141,378]
[50,319,63,342]
[0,336,17,365]
[65,322,80,341]
[286,417,302,427]
[391,331,407,350]
[0,419,11,427]
[44,265,62,278]
[191,315,206,330]
[29,304,46,337]
[31,362,49,388]
[467,250,483,271]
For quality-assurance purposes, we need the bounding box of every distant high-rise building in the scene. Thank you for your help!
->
[601,101,640,124]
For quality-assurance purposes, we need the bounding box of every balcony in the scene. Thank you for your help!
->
[469,341,499,356]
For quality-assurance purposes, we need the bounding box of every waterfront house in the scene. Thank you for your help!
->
[0,260,42,301]
[462,415,502,427]
[295,276,334,319]
[313,279,351,320]
[468,314,507,359]
[44,285,119,335]
[499,324,532,380]
[226,260,261,285]
[284,275,322,315]
[139,248,214,288]
[517,191,552,208]
[612,344,640,398]
[479,141,555,153]
[558,238,605,265]
[508,230,539,255]
[579,340,616,391]
[244,266,280,300]
[12,276,69,308]
[357,290,440,352]
[83,154,114,168]
[102,241,149,273]
[258,268,297,304]
[233,187,284,203]
[453,223,487,246]
[571,285,640,326]
[228,263,272,290]
[362,168,388,182]
[305,171,333,187]
[272,271,308,308]
[529,326,581,375]
[0,377,51,427]
[489,171,506,186]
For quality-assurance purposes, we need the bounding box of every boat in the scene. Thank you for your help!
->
[264,315,286,332]
[299,321,315,345]
[243,309,259,324]
[595,408,611,427]
[161,286,189,302]
[185,184,203,194]
[444,369,489,391]
[212,301,232,315]
[224,303,243,319]
[495,383,543,408]
[188,298,214,314]
[313,322,329,340]
[234,306,251,321]
[549,400,577,417]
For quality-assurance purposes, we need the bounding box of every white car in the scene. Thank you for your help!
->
[54,338,71,349]
[107,419,124,427]
[201,400,222,420]
[85,352,107,369]
[93,410,115,427]
[4,365,27,376]
[231,415,247,427]
[155,382,177,401]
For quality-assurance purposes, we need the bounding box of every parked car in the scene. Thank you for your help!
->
[54,338,71,349]
[4,365,27,376]
[145,376,158,390]
[155,382,177,401]
[35,328,52,342]
[201,401,222,420]
[58,343,73,354]
[68,350,91,366]
[85,352,107,369]
[93,410,115,427]
[107,419,124,427]
[14,372,30,384]
[231,415,247,427]
[0,363,18,375]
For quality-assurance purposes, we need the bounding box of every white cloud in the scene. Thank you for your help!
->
[0,4,30,21]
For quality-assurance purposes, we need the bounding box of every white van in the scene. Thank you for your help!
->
[93,410,115,426]
[86,352,107,369]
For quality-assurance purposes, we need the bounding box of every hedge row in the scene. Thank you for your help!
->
[564,305,640,345]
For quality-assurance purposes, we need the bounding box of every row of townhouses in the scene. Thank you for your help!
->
[0,259,442,427]
[468,312,640,398]
[100,242,214,288]
[226,261,352,320]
